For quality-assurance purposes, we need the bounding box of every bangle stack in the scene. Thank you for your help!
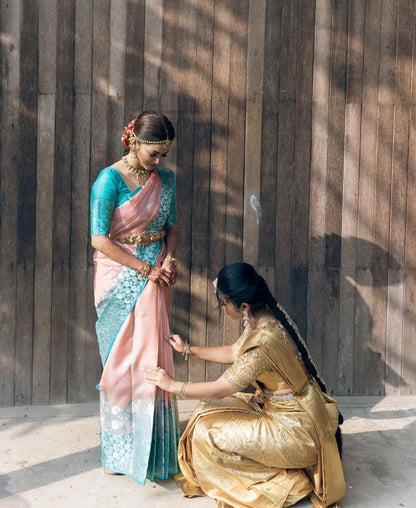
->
[180,382,190,399]
[182,342,191,361]
[141,262,151,279]
[164,255,178,267]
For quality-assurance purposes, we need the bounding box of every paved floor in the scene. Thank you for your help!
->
[0,396,415,508]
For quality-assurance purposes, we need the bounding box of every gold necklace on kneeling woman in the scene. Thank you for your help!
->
[122,155,152,186]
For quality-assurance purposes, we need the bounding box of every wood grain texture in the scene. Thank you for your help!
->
[0,0,20,406]
[1,0,416,404]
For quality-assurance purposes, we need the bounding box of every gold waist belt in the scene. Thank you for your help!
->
[111,229,166,246]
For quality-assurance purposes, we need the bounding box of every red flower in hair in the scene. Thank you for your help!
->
[121,119,136,149]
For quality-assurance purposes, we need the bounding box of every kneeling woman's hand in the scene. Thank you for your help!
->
[144,367,180,394]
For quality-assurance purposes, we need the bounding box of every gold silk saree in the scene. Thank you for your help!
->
[175,320,345,508]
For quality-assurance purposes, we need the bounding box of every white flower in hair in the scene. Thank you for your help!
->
[212,278,218,289]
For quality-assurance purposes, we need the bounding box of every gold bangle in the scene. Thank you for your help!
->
[180,382,190,400]
[141,262,151,279]
[182,342,190,361]
[164,255,178,267]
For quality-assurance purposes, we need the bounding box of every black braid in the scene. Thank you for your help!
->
[266,293,328,394]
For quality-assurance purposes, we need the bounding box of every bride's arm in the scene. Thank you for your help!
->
[91,235,172,285]
[91,235,148,273]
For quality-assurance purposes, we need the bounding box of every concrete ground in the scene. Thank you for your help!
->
[0,396,415,508]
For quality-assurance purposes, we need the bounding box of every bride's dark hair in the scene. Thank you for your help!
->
[216,262,343,456]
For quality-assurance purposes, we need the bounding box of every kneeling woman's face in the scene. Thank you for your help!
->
[219,298,243,321]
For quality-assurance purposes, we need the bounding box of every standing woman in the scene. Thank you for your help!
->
[90,111,179,484]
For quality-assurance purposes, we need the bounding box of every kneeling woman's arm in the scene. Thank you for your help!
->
[145,368,236,400]
[168,333,239,364]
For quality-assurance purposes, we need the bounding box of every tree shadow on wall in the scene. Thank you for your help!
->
[309,233,409,396]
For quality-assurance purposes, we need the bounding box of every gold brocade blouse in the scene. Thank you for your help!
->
[223,320,305,393]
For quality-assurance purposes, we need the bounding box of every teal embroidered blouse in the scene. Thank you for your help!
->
[90,167,177,236]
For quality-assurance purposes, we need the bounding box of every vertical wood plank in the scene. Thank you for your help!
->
[189,0,214,383]
[291,0,315,337]
[107,0,127,163]
[33,95,55,405]
[125,0,145,117]
[275,0,298,310]
[308,0,331,371]
[258,0,281,272]
[32,0,57,405]
[322,0,348,394]
[206,0,231,381]
[225,0,247,265]
[243,0,266,267]
[143,0,163,110]
[15,0,39,405]
[338,0,365,396]
[354,0,382,395]
[174,95,195,382]
[91,0,110,180]
[68,0,94,403]
[372,0,397,396]
[0,0,20,406]
[223,0,249,346]
[50,0,75,404]
[386,0,413,394]
[403,3,416,395]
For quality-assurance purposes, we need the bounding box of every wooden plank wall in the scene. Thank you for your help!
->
[0,0,415,405]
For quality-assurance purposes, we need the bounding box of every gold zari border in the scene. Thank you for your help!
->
[111,229,166,246]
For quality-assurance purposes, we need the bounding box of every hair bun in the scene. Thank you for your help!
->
[121,119,136,148]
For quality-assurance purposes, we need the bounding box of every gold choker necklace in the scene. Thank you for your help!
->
[122,155,152,186]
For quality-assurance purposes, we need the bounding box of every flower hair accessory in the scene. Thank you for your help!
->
[212,278,218,289]
[121,119,136,149]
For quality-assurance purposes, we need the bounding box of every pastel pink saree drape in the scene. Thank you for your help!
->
[93,170,179,484]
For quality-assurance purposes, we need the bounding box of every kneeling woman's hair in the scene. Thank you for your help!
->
[216,262,343,457]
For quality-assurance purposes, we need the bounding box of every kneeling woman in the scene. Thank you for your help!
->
[145,263,345,508]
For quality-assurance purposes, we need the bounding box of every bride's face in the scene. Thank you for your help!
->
[131,142,170,172]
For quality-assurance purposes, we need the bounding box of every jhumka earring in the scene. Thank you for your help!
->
[242,310,249,328]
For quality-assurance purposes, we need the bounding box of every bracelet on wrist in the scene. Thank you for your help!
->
[141,262,151,279]
[164,255,178,267]
[182,342,191,361]
[180,382,190,400]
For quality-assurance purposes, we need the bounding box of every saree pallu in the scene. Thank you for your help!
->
[93,169,179,484]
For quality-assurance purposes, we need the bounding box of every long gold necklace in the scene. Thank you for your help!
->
[122,155,152,186]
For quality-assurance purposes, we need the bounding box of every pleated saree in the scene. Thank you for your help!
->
[176,320,345,508]
[91,166,179,484]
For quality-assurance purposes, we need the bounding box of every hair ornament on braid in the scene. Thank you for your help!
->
[121,119,136,149]
[274,301,328,393]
